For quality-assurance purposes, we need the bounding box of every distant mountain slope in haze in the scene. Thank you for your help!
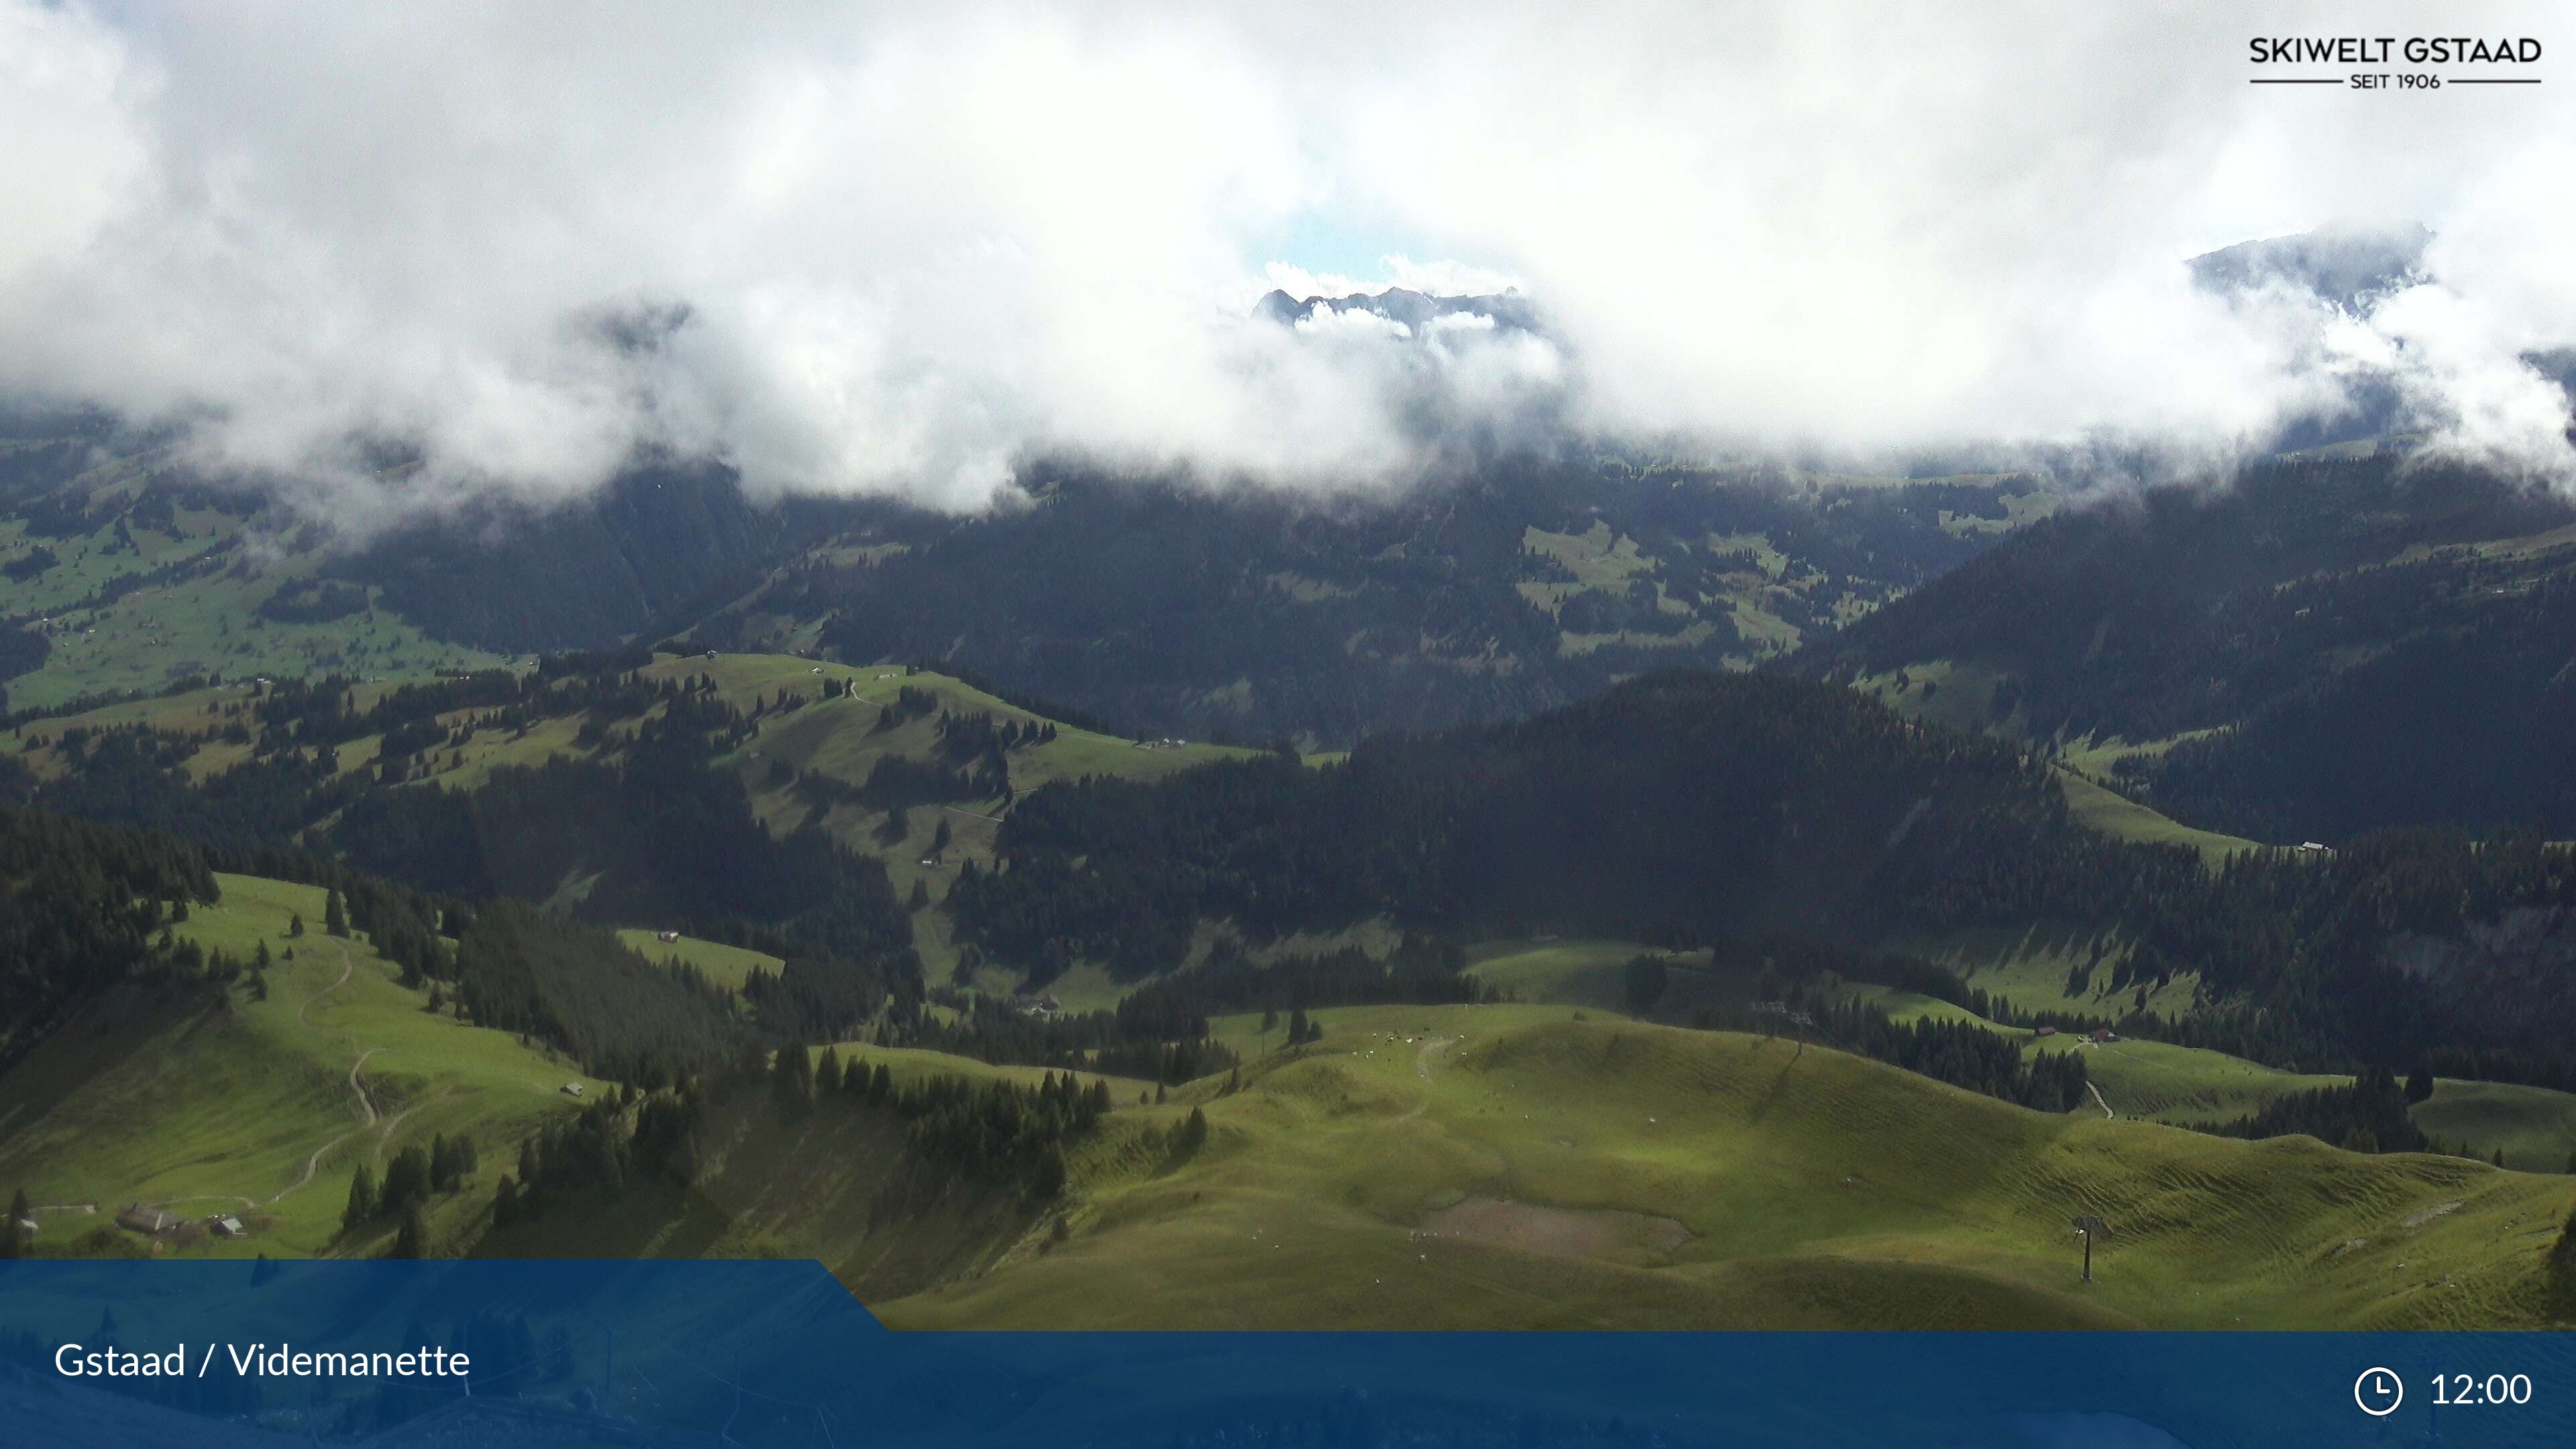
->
[321,458,839,655]
[714,460,2034,746]
[0,425,882,698]
[2185,224,2428,451]
[1795,454,2576,840]
[2187,223,2430,311]
[2,414,2037,740]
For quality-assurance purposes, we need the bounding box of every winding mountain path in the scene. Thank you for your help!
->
[372,1095,433,1165]
[347,1047,382,1126]
[1391,1036,1460,1124]
[265,1132,358,1205]
[299,943,356,1028]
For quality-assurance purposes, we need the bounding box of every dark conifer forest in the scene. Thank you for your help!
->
[0,800,219,1068]
[951,669,2102,977]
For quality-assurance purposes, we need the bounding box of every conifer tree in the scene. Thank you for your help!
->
[343,1163,378,1230]
[325,890,348,938]
[383,1144,433,1213]
[433,1135,473,1192]
[389,1208,427,1259]
[772,1041,814,1121]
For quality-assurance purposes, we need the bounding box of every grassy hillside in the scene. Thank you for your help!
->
[1856,983,2576,1169]
[13,881,2576,1329]
[1880,922,2201,1021]
[2415,1082,2576,1173]
[821,1042,1155,1097]
[1463,940,1648,1013]
[662,655,1256,986]
[0,872,596,1258]
[2054,769,2254,863]
[1482,935,2576,1171]
[669,654,1256,794]
[3,653,1248,810]
[613,929,783,991]
[880,1006,2576,1328]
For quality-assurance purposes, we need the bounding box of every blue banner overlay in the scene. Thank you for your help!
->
[1,1260,2570,1446]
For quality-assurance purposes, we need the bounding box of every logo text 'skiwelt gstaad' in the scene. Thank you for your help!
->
[2249,34,2542,89]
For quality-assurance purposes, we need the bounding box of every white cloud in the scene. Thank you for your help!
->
[0,1,144,281]
[0,0,2569,519]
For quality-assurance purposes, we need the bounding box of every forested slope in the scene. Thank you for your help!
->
[1794,454,2576,839]
[952,669,2155,979]
[950,669,2576,1099]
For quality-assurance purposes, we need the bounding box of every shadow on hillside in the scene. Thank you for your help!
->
[468,1180,730,1260]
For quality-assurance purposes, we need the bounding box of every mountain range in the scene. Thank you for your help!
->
[11,263,2576,1328]
[1251,286,1545,337]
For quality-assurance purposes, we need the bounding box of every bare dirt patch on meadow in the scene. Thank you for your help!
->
[1422,1197,1689,1266]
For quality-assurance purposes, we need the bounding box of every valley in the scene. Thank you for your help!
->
[9,426,2576,1332]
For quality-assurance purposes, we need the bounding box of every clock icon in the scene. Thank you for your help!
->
[2355,1366,2404,1417]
